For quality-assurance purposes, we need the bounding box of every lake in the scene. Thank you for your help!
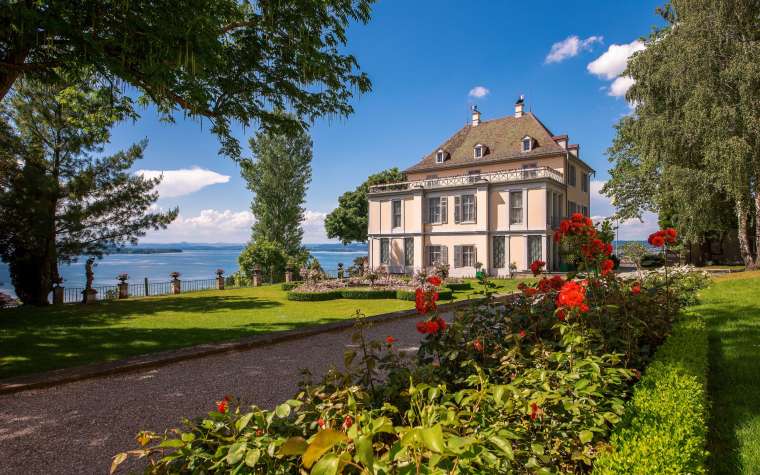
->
[0,243,368,296]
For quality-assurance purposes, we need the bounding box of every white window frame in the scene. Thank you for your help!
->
[428,245,442,266]
[474,144,484,159]
[461,194,476,223]
[436,150,445,163]
[391,199,402,228]
[462,245,476,267]
[522,136,533,152]
[380,238,390,265]
[509,190,523,225]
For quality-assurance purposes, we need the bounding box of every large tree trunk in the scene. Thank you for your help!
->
[736,201,758,269]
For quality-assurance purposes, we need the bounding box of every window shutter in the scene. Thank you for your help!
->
[423,198,428,224]
[454,196,461,223]
[454,245,462,268]
[441,245,449,265]
[474,246,478,266]
[440,197,448,224]
[473,195,478,224]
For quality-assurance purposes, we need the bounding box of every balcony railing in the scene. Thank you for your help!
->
[369,167,564,194]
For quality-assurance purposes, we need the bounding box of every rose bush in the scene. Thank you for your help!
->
[112,217,706,474]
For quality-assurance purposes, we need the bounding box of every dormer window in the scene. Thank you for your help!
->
[474,144,485,159]
[435,149,446,163]
[521,136,534,152]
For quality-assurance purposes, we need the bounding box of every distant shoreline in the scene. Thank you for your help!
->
[109,248,183,254]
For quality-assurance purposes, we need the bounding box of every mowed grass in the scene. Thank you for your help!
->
[695,271,760,474]
[0,278,526,379]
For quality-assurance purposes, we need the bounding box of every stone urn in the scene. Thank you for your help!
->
[216,269,225,290]
[117,274,129,299]
[82,288,97,304]
[252,265,262,287]
[170,272,181,294]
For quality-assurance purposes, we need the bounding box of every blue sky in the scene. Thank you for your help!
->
[107,0,665,243]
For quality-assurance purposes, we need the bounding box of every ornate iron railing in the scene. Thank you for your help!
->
[369,167,564,194]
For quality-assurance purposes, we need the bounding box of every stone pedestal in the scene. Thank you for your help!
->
[285,269,293,283]
[216,275,225,290]
[253,265,262,287]
[171,279,181,294]
[118,282,129,299]
[82,288,97,304]
[52,286,64,305]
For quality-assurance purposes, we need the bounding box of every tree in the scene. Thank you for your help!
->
[238,240,288,284]
[0,77,177,305]
[241,119,313,257]
[602,0,760,267]
[0,0,373,157]
[324,168,405,244]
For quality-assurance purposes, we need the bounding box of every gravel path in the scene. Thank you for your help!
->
[0,311,452,475]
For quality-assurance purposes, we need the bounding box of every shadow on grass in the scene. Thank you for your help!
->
[0,314,348,380]
[704,303,760,474]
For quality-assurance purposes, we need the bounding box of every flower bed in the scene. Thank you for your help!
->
[113,218,711,474]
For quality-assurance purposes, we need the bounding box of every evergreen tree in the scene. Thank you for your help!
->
[324,168,405,244]
[0,77,177,305]
[0,0,373,158]
[240,120,312,272]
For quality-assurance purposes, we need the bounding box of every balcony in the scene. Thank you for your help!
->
[369,167,564,194]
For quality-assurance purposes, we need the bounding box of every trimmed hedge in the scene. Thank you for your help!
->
[286,290,343,301]
[444,282,472,291]
[593,316,708,474]
[340,288,397,299]
[280,281,303,291]
[396,289,453,301]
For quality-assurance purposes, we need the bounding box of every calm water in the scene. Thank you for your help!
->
[0,243,367,296]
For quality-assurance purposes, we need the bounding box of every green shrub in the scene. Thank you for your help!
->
[395,289,453,301]
[280,281,303,291]
[340,288,397,299]
[593,317,708,474]
[443,282,471,291]
[286,290,342,301]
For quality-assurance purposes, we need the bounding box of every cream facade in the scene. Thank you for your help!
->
[367,99,593,277]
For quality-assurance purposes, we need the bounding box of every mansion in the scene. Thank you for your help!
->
[367,97,593,276]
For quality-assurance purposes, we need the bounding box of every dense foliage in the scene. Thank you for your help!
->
[601,0,760,267]
[324,168,406,244]
[0,0,374,158]
[113,218,710,474]
[0,78,176,305]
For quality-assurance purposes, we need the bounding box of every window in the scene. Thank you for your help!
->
[528,236,542,264]
[427,245,448,266]
[568,164,577,186]
[582,205,588,217]
[474,144,484,159]
[522,137,533,152]
[392,200,401,228]
[436,150,445,163]
[492,236,506,268]
[427,197,447,224]
[568,201,577,215]
[404,237,414,267]
[455,245,476,268]
[380,238,389,265]
[509,191,523,225]
[522,163,538,178]
[581,172,588,192]
[455,194,476,223]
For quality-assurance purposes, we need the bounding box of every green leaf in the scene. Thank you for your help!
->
[235,413,253,432]
[421,425,444,453]
[279,436,308,456]
[158,439,184,448]
[244,448,260,467]
[531,443,544,455]
[488,436,514,460]
[275,403,291,418]
[579,430,594,444]
[575,379,590,391]
[355,435,374,467]
[226,442,247,465]
[303,429,348,468]
[311,453,340,475]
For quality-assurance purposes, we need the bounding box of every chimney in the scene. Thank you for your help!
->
[471,105,481,126]
[515,95,525,118]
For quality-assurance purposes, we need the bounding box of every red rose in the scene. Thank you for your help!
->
[529,259,545,276]
[317,417,325,429]
[473,339,483,352]
[571,213,584,222]
[664,228,677,243]
[556,280,589,314]
[519,329,527,338]
[216,396,230,413]
[523,287,538,297]
[631,283,641,295]
[651,235,665,247]
[427,275,442,286]
[530,402,541,421]
[601,259,615,276]
[255,429,264,436]
[386,335,396,344]
[556,309,566,321]
[437,318,447,330]
[416,321,428,334]
[342,415,353,430]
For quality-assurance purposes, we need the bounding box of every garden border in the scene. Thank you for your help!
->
[0,293,513,395]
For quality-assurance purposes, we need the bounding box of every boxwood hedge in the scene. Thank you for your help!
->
[593,316,708,474]
[395,288,453,301]
[280,281,303,291]
[340,288,398,299]
[286,288,454,302]
[444,282,472,291]
[286,290,343,301]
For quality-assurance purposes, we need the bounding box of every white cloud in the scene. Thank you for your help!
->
[589,180,659,240]
[545,35,603,64]
[587,40,646,79]
[136,167,230,198]
[468,86,490,98]
[143,208,331,243]
[608,76,636,97]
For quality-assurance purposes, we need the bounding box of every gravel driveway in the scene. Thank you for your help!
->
[0,311,453,475]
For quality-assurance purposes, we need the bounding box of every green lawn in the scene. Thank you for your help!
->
[694,271,760,474]
[0,279,525,379]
